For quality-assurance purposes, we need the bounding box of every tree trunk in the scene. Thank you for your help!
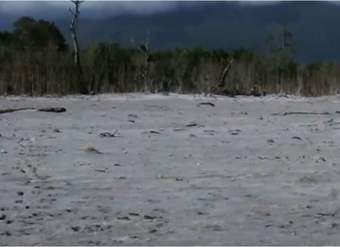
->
[211,58,234,94]
[69,0,87,94]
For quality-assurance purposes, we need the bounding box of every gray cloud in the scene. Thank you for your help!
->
[0,1,182,20]
[0,0,285,25]
[82,1,180,17]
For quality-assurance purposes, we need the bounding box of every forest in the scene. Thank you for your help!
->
[1,16,340,96]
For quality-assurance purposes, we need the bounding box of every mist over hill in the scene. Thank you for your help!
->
[1,1,340,62]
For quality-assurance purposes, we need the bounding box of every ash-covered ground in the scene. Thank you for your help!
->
[1,94,340,245]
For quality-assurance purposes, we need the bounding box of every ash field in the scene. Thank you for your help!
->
[1,94,340,245]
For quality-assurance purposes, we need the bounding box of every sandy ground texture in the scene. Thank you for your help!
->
[1,93,340,245]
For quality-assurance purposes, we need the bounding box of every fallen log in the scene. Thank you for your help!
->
[0,107,34,114]
[197,102,215,107]
[0,107,66,114]
[272,111,331,116]
[99,130,119,138]
[37,107,66,113]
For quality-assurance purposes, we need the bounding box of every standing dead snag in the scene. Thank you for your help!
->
[139,41,151,92]
[211,57,234,95]
[69,0,82,67]
[69,0,87,94]
[219,57,234,88]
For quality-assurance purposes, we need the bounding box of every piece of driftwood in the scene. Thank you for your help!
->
[197,102,215,107]
[272,111,331,116]
[185,122,198,127]
[85,146,102,154]
[99,130,119,138]
[292,136,303,141]
[0,107,34,114]
[0,107,66,114]
[37,107,67,113]
[149,130,161,134]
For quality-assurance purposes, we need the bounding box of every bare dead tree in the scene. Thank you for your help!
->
[210,57,234,95]
[69,0,82,67]
[139,34,151,92]
[218,57,234,88]
[69,0,88,93]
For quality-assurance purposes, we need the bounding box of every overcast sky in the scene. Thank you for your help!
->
[0,1,195,20]
[0,1,280,21]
